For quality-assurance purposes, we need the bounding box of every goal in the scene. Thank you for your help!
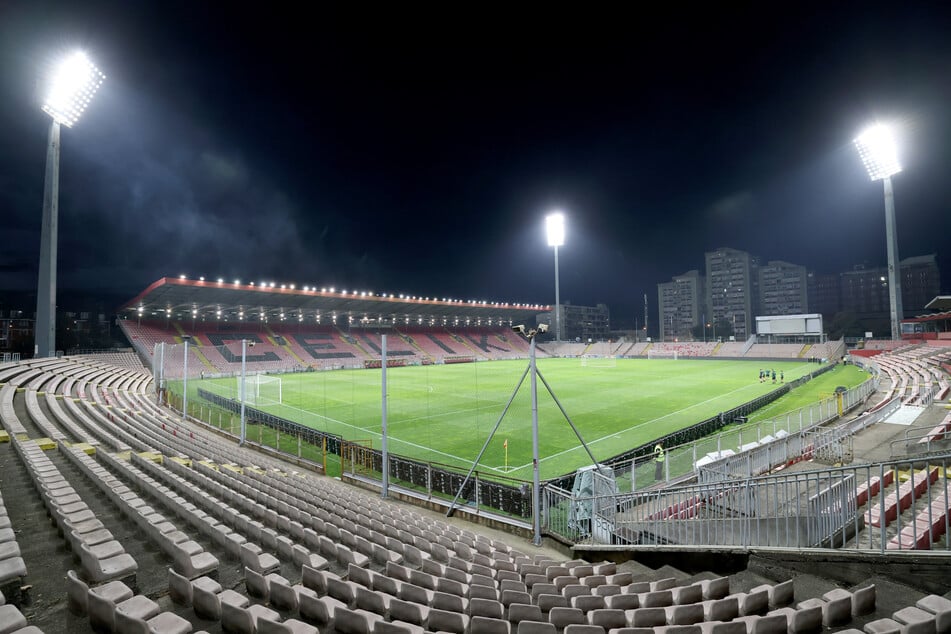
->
[241,374,283,406]
[647,349,679,360]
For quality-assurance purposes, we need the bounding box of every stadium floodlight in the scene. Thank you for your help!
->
[854,123,901,181]
[854,122,904,340]
[181,335,192,422]
[546,212,565,342]
[34,51,106,358]
[42,51,106,128]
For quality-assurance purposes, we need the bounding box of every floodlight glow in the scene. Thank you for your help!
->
[546,212,565,247]
[42,52,106,127]
[854,123,901,180]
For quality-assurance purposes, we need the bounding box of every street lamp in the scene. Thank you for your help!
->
[854,122,903,340]
[546,212,565,341]
[181,335,192,422]
[34,51,106,358]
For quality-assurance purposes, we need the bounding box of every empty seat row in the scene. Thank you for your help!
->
[12,439,136,586]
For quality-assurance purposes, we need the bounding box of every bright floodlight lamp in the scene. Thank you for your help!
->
[42,52,106,127]
[854,123,901,181]
[546,212,565,342]
[546,212,565,247]
[854,121,904,341]
[34,51,106,358]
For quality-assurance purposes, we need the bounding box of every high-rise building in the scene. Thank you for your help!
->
[705,247,756,339]
[658,270,705,341]
[757,260,808,316]
[839,255,940,321]
[544,303,611,342]
[840,265,889,316]
[900,254,940,314]
[807,272,841,319]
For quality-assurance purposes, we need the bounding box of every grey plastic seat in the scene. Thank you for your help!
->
[268,573,299,611]
[702,597,739,622]
[768,606,821,633]
[355,587,390,617]
[114,608,192,634]
[258,616,319,634]
[510,603,544,624]
[428,607,470,634]
[736,614,788,634]
[168,568,193,606]
[472,615,512,634]
[538,594,569,612]
[222,601,281,634]
[629,607,667,627]
[549,607,586,630]
[244,568,269,600]
[587,609,626,630]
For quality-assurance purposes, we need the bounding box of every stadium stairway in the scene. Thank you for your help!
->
[399,332,436,364]
[799,344,813,358]
[338,328,373,359]
[264,326,308,367]
[448,332,482,358]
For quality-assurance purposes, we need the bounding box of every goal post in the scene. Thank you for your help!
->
[647,349,678,360]
[241,374,283,406]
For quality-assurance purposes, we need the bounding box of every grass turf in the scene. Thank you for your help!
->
[190,358,868,480]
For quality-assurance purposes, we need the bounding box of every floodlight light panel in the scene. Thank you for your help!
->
[42,52,106,127]
[546,212,565,247]
[854,123,901,180]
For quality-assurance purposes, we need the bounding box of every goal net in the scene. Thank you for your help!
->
[647,349,678,360]
[581,341,617,368]
[241,374,283,406]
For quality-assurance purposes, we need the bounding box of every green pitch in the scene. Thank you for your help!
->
[194,357,848,480]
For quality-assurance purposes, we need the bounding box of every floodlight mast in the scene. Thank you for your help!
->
[35,52,106,357]
[854,123,903,341]
[546,212,565,342]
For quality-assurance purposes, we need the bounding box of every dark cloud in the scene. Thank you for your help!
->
[1,3,950,327]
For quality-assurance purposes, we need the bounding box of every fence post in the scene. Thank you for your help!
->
[474,471,480,510]
[298,433,302,458]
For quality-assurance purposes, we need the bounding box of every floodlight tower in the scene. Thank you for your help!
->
[854,123,904,341]
[546,212,565,341]
[35,52,106,357]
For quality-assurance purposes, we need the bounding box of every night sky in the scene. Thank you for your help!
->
[2,2,950,328]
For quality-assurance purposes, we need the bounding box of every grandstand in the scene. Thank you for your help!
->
[0,278,948,632]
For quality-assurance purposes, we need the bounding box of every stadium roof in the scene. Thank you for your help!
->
[120,277,549,326]
[924,295,951,312]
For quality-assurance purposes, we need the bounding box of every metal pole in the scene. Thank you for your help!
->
[35,120,61,358]
[531,336,542,545]
[240,339,247,445]
[553,245,561,341]
[381,334,389,498]
[883,176,904,341]
[158,342,166,404]
[182,337,189,422]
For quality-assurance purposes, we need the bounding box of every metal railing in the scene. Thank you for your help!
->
[544,452,951,553]
[604,373,879,491]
